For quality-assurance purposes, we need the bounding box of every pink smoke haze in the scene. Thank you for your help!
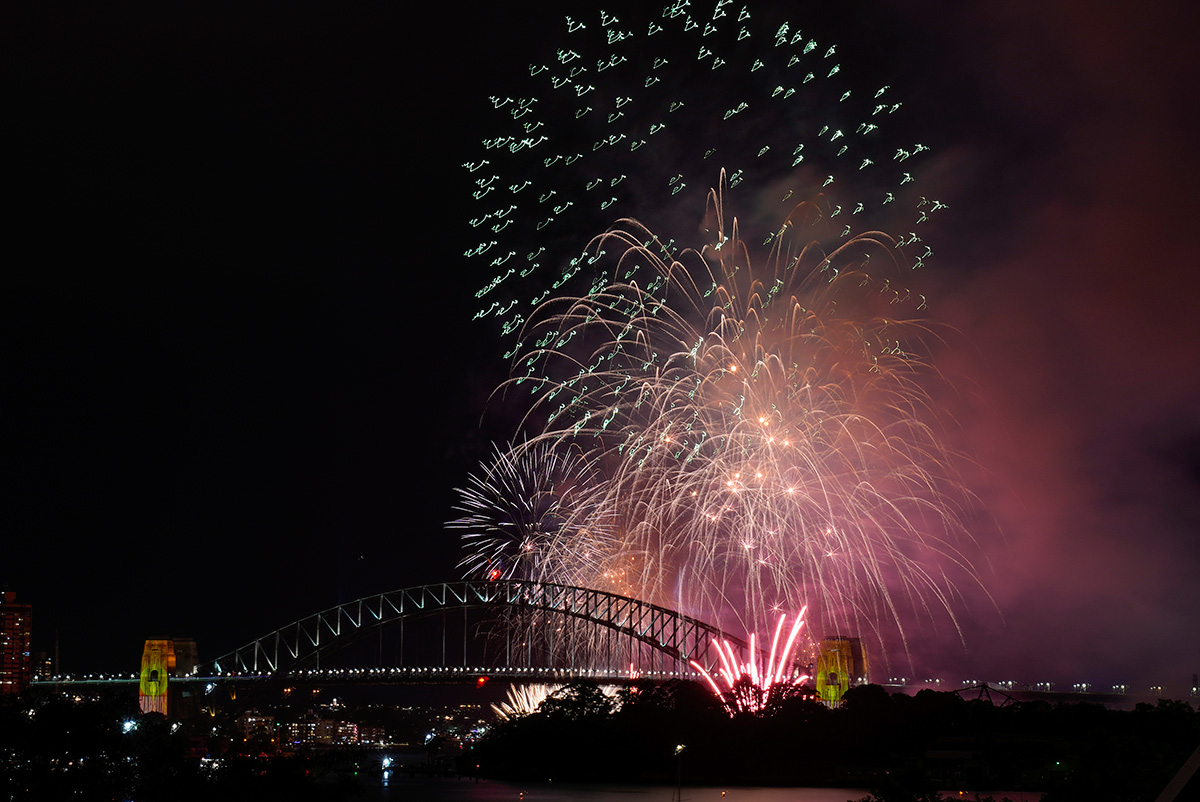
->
[892,0,1200,692]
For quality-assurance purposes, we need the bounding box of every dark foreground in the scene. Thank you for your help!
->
[465,681,1200,802]
[2,682,1197,801]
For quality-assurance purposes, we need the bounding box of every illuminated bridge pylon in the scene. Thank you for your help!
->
[203,581,746,681]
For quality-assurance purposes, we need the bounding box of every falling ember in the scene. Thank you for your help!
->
[690,607,811,715]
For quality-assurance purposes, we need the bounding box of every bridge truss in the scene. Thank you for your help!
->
[204,581,747,680]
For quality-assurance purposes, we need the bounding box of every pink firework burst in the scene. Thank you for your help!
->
[690,607,812,715]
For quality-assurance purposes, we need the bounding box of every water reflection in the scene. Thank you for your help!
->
[370,778,1041,802]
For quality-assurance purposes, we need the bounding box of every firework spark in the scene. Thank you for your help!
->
[454,2,981,670]
[497,175,981,658]
[491,682,625,720]
[691,607,811,714]
[448,439,616,586]
[464,4,943,349]
[491,683,562,720]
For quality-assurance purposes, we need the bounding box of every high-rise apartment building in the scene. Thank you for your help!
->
[0,591,33,695]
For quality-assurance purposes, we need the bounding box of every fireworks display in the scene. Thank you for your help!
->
[690,607,811,714]
[491,683,625,721]
[491,683,562,720]
[453,2,980,672]
[498,185,976,648]
[464,2,943,354]
[448,439,616,586]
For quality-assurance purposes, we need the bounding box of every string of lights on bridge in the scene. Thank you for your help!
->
[33,672,1194,699]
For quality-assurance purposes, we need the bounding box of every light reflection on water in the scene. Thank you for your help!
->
[369,777,1042,802]
[375,779,865,801]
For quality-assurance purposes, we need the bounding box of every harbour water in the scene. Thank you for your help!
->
[365,776,1043,801]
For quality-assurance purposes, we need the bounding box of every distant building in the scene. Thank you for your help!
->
[32,651,53,680]
[286,713,359,748]
[357,724,387,746]
[0,591,33,696]
[236,710,278,753]
[237,710,275,738]
[815,636,868,706]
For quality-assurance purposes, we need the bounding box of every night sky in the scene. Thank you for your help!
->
[5,1,1198,693]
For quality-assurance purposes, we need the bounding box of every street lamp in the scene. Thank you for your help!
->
[673,744,687,802]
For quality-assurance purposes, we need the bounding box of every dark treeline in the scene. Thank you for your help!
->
[465,680,1200,801]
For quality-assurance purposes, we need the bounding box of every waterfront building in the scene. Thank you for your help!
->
[0,590,33,695]
[236,709,279,753]
[285,713,359,748]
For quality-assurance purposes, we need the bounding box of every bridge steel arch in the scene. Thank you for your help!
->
[205,580,746,678]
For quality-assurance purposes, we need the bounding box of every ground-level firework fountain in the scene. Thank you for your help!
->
[691,607,812,714]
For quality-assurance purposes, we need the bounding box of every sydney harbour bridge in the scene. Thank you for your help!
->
[204,579,744,682]
[44,580,755,689]
[38,579,1182,710]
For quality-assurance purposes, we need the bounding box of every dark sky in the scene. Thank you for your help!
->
[5,0,1198,693]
